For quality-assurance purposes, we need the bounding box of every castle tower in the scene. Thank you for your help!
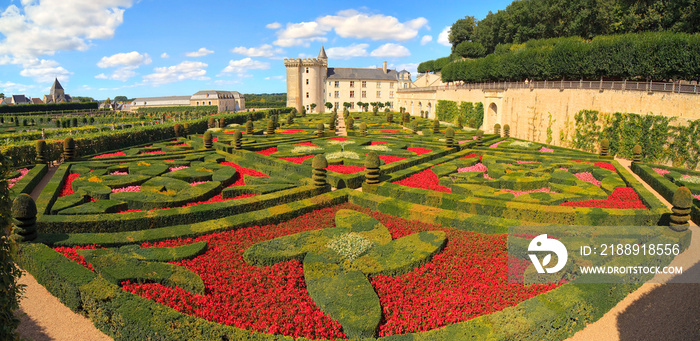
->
[50,78,65,99]
[285,46,327,113]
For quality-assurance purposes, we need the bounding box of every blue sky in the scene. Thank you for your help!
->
[0,0,512,100]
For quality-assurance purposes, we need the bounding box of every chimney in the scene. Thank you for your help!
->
[383,61,387,74]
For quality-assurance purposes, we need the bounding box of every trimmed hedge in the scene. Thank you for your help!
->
[9,164,47,199]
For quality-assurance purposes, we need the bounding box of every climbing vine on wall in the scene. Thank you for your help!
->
[436,100,484,128]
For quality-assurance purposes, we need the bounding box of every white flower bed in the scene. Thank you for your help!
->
[682,175,700,184]
[327,140,356,147]
[291,146,324,153]
[363,145,391,152]
[326,233,373,261]
[326,151,360,160]
[509,141,534,148]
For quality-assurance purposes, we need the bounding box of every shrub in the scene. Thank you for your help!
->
[63,137,76,161]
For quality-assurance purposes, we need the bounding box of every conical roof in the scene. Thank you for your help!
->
[50,78,63,93]
[318,46,327,59]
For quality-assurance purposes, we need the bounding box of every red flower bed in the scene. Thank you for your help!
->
[294,142,318,147]
[559,187,646,209]
[171,143,190,147]
[255,147,277,156]
[327,137,352,141]
[280,155,315,164]
[572,160,589,163]
[95,151,125,158]
[371,141,389,145]
[53,244,103,271]
[378,155,406,164]
[140,150,166,155]
[59,173,80,197]
[280,129,305,134]
[594,162,616,172]
[394,169,451,193]
[407,147,432,155]
[460,153,483,162]
[98,204,560,339]
[326,164,365,174]
[380,129,400,132]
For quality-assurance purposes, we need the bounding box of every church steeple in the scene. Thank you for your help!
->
[50,78,63,95]
[318,46,327,60]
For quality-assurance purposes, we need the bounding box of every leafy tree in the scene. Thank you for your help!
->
[310,103,317,112]
[454,41,487,58]
[343,102,351,109]
[0,93,4,98]
[325,102,333,111]
[113,96,129,102]
[449,16,478,49]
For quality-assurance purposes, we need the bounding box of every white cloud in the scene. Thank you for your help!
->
[213,79,241,85]
[395,62,419,76]
[438,26,451,46]
[265,22,281,29]
[370,43,410,58]
[143,61,209,85]
[0,80,33,93]
[0,1,134,60]
[231,44,284,58]
[95,73,108,79]
[97,51,151,68]
[19,58,71,83]
[273,9,428,47]
[220,58,270,75]
[265,75,284,80]
[317,10,428,41]
[185,47,214,57]
[160,52,169,58]
[420,35,433,45]
[326,43,368,59]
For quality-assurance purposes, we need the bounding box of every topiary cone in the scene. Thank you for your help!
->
[317,123,325,137]
[203,131,213,149]
[174,123,182,137]
[476,130,484,146]
[411,121,418,134]
[329,115,336,131]
[246,120,254,135]
[364,151,381,185]
[600,138,610,156]
[312,154,328,187]
[36,139,47,164]
[503,124,511,137]
[267,120,275,135]
[359,122,367,137]
[386,112,393,123]
[433,117,440,134]
[11,193,37,242]
[183,123,190,135]
[63,137,76,161]
[346,117,354,130]
[632,144,642,162]
[445,127,455,148]
[670,187,692,231]
[287,115,294,125]
[234,131,243,150]
[494,123,501,136]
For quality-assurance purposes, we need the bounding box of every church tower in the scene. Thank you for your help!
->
[285,46,327,113]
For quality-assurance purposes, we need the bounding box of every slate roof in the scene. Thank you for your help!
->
[50,78,63,93]
[326,68,399,81]
[11,95,29,104]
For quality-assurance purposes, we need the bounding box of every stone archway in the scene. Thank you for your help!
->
[427,102,432,118]
[487,103,498,130]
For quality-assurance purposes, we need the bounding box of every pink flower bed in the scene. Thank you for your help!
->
[326,164,365,174]
[653,168,670,176]
[539,147,554,153]
[407,147,432,155]
[255,147,277,156]
[328,137,352,141]
[169,166,190,172]
[8,168,30,189]
[95,151,126,158]
[574,172,601,186]
[110,171,128,175]
[559,168,569,171]
[112,186,140,193]
[489,140,507,148]
[280,155,315,164]
[294,142,318,147]
[371,141,389,145]
[140,150,166,155]
[458,163,488,173]
[499,188,556,197]
[190,181,210,186]
[516,160,538,164]
[693,194,700,201]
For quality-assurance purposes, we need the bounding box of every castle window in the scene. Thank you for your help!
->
[335,102,339,109]
[306,79,309,85]
[389,91,394,98]
[362,81,367,87]
[334,91,339,98]
[350,91,355,98]
[404,83,408,89]
[306,92,309,98]
[361,91,366,98]
[334,81,339,88]
[350,81,354,87]
[209,101,211,105]
[376,91,381,98]
[390,83,394,89]
[377,82,381,88]
[306,67,309,73]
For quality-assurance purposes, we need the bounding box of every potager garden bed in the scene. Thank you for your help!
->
[11,123,688,340]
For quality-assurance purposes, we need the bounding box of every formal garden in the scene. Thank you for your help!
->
[1,108,693,340]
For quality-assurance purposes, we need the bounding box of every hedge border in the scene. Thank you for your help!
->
[9,164,47,199]
[632,162,700,225]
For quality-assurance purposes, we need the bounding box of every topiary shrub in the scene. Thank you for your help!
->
[476,130,484,146]
[346,117,354,131]
[632,144,642,162]
[301,106,307,117]
[359,122,367,137]
[312,154,328,187]
[219,118,226,128]
[329,115,336,131]
[208,117,216,128]
[364,151,380,185]
[233,131,243,150]
[411,121,418,134]
[246,120,254,135]
[386,112,393,123]
[203,131,213,150]
[670,186,691,231]
[316,123,325,138]
[433,117,440,134]
[445,127,455,148]
[600,138,610,156]
[287,115,294,125]
[373,106,378,116]
[174,123,183,138]
[36,140,47,164]
[266,120,275,135]
[183,122,190,135]
[494,123,501,136]
[504,124,511,137]
[63,137,76,161]
[11,193,37,242]
[403,112,410,125]
[457,116,464,129]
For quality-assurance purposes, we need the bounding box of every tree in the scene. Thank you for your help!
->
[114,96,129,102]
[310,103,317,112]
[449,16,478,49]
[0,93,4,99]
[343,102,351,109]
[325,102,333,111]
[454,41,487,58]
[357,101,365,111]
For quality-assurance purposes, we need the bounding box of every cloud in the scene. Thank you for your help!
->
[19,58,72,83]
[185,47,214,57]
[160,52,169,58]
[420,35,433,45]
[265,22,281,29]
[95,73,108,79]
[231,44,284,58]
[326,43,368,59]
[438,26,451,46]
[265,75,284,80]
[97,51,151,68]
[0,1,134,60]
[142,61,209,85]
[220,58,270,75]
[395,62,419,75]
[370,43,410,58]
[273,9,428,47]
[0,80,33,93]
